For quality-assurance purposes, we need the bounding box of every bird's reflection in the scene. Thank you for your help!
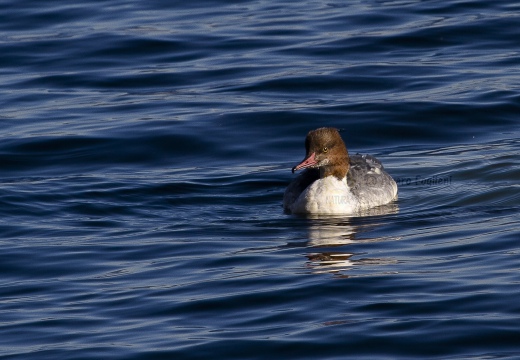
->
[303,202,399,276]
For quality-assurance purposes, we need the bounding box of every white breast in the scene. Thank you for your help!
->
[289,176,359,215]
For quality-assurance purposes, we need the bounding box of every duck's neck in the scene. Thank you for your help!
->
[320,160,349,180]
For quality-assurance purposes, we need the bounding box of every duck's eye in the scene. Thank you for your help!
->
[323,147,328,153]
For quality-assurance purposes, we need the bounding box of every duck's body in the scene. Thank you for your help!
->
[283,128,397,215]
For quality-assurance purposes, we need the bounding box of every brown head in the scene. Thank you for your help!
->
[292,127,350,179]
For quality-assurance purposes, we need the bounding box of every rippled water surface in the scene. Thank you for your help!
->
[1,0,520,359]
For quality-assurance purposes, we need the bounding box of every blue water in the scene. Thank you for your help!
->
[1,0,520,359]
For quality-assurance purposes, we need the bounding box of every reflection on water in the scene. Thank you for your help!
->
[304,202,399,275]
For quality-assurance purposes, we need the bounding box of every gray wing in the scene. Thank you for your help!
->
[347,154,397,207]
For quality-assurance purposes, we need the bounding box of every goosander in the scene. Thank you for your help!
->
[284,127,397,215]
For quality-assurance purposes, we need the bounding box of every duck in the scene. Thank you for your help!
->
[283,127,397,215]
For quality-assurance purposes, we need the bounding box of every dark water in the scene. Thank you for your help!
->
[1,0,520,359]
